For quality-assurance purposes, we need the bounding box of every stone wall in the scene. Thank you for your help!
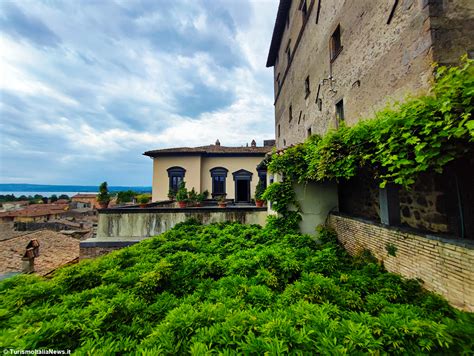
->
[14,221,81,232]
[272,0,474,148]
[338,171,380,221]
[329,213,474,311]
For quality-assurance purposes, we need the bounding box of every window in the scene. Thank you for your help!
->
[330,25,342,61]
[300,0,308,20]
[278,124,281,138]
[210,167,228,197]
[167,167,186,193]
[315,0,322,24]
[285,40,291,67]
[286,12,290,28]
[289,105,293,122]
[317,98,323,111]
[276,73,281,90]
[304,76,310,98]
[336,99,344,122]
[257,169,267,190]
[307,127,312,137]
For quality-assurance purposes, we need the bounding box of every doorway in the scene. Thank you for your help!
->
[236,180,250,202]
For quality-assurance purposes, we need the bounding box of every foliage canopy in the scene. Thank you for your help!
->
[1,221,473,354]
[267,58,474,188]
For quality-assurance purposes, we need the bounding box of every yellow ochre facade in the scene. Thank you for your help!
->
[144,141,274,202]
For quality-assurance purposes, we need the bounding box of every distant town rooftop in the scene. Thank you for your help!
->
[71,194,97,198]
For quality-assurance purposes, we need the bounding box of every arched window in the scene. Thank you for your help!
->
[210,167,228,197]
[167,166,186,193]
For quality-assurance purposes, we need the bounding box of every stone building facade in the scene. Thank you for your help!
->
[266,0,474,148]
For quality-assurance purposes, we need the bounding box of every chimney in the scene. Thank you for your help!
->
[215,139,220,146]
[251,139,257,147]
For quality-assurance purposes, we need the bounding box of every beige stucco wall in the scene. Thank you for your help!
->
[152,155,265,201]
[200,156,264,200]
[152,155,201,201]
[294,182,338,235]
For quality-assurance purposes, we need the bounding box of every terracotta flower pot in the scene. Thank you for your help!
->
[218,202,227,208]
[255,200,264,208]
[178,201,187,208]
[139,204,147,208]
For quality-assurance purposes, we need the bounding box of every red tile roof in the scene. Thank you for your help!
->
[72,194,97,199]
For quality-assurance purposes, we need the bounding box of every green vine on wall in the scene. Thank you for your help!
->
[267,57,473,188]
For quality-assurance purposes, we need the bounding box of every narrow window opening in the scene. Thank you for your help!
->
[336,99,344,123]
[330,25,342,62]
[289,105,293,122]
[276,73,281,90]
[300,0,308,21]
[387,0,399,24]
[298,111,302,124]
[304,76,311,98]
[315,0,322,24]
[307,127,312,137]
[317,98,323,111]
[277,124,281,138]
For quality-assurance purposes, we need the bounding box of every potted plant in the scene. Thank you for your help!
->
[167,189,176,201]
[176,181,188,208]
[188,187,198,206]
[195,190,209,207]
[255,181,265,208]
[137,195,150,208]
[97,181,111,209]
[218,194,227,208]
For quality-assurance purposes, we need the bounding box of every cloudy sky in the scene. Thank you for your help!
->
[0,0,277,186]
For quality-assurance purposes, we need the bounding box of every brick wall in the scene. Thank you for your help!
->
[329,213,474,312]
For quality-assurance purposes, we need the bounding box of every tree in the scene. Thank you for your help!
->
[97,182,111,204]
[116,190,136,204]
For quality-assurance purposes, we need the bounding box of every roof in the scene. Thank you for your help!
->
[266,0,292,67]
[144,144,273,158]
[71,194,97,199]
[0,203,68,218]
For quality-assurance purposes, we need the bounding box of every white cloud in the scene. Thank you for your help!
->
[0,0,279,185]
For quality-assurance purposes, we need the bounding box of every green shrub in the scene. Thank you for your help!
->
[0,221,472,354]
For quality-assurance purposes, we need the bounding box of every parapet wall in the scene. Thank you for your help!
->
[96,207,267,238]
[329,213,474,312]
[80,207,267,258]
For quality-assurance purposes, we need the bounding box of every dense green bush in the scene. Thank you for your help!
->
[1,221,473,354]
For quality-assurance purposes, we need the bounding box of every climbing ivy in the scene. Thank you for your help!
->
[267,57,474,188]
[261,179,301,233]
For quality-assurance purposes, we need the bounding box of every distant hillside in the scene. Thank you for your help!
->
[0,184,151,193]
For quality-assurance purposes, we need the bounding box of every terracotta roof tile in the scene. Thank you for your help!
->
[144,144,273,157]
